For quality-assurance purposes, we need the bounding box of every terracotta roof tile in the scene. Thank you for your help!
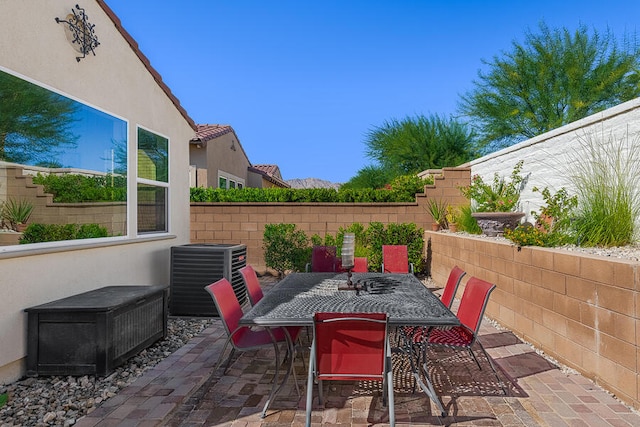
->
[252,164,279,177]
[248,164,289,188]
[193,124,234,143]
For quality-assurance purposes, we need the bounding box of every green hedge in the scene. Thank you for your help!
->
[32,173,126,203]
[191,174,433,203]
[20,223,109,244]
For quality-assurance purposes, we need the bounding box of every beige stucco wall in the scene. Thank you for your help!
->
[205,133,251,188]
[0,0,194,383]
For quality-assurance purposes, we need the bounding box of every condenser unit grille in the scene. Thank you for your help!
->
[170,244,247,316]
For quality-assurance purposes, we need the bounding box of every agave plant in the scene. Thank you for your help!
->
[2,198,34,231]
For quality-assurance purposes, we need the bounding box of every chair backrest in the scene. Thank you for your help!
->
[382,245,409,273]
[456,277,496,335]
[239,265,263,306]
[441,265,466,309]
[204,278,244,345]
[352,257,368,272]
[311,246,337,272]
[313,312,388,380]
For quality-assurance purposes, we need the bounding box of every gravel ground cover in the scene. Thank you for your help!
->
[0,318,214,427]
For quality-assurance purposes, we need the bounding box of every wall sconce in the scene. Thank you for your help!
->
[55,4,100,62]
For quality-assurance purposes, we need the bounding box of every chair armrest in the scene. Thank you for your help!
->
[409,263,414,274]
[305,263,311,272]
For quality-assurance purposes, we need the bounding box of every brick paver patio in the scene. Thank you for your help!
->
[75,276,640,427]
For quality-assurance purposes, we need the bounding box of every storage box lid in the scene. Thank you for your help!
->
[25,285,167,312]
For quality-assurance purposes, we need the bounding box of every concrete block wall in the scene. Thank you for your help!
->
[190,167,471,272]
[2,166,126,239]
[427,231,640,410]
[470,97,640,220]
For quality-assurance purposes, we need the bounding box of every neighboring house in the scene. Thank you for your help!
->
[189,124,250,189]
[0,1,196,383]
[248,164,290,188]
[189,124,289,189]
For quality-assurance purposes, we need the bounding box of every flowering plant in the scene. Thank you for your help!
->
[460,160,525,212]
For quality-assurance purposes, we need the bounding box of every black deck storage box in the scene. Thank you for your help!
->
[170,243,247,316]
[25,285,168,377]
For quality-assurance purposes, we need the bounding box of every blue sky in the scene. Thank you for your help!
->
[106,0,640,183]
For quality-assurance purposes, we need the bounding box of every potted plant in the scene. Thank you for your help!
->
[446,205,461,232]
[2,198,34,232]
[426,198,448,231]
[459,160,526,236]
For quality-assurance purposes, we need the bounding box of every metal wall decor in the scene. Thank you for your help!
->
[55,4,100,62]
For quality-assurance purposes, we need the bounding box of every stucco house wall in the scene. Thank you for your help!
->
[0,0,195,383]
[470,97,640,221]
[189,125,252,188]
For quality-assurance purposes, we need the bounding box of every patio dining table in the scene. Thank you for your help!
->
[239,272,460,417]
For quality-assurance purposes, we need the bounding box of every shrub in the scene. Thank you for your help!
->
[456,205,482,234]
[460,160,525,212]
[569,131,640,247]
[504,224,551,247]
[364,222,424,273]
[19,223,108,244]
[263,224,309,277]
[32,173,126,203]
[190,179,432,203]
[266,222,425,274]
[505,187,577,248]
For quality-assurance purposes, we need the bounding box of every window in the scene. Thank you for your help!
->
[217,171,244,189]
[0,68,127,246]
[137,127,168,234]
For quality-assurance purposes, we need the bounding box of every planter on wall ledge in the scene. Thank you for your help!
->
[471,211,525,237]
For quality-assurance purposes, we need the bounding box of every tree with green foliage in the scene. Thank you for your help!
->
[459,22,640,151]
[0,70,78,164]
[341,165,394,190]
[363,114,477,177]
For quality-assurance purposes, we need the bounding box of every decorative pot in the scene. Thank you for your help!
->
[448,223,458,233]
[471,211,525,237]
[431,223,440,231]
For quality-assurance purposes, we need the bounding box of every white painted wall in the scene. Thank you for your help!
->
[0,1,195,382]
[470,97,640,223]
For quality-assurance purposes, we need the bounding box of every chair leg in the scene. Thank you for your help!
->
[385,343,395,427]
[476,341,507,395]
[468,347,482,370]
[260,337,282,418]
[213,336,235,374]
[317,379,324,406]
[305,340,316,427]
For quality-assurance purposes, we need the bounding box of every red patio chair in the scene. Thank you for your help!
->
[440,265,466,309]
[306,245,337,272]
[239,264,265,307]
[382,245,414,273]
[398,265,465,395]
[353,256,368,272]
[305,312,394,427]
[426,276,497,372]
[205,278,301,417]
[239,264,305,351]
[336,256,368,272]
